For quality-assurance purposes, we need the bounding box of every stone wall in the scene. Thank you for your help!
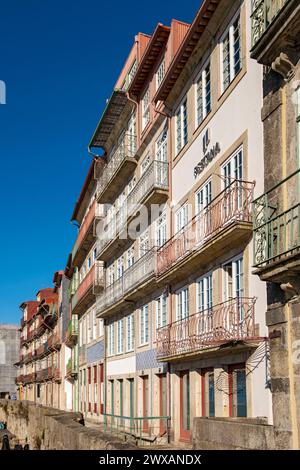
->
[192,417,276,450]
[0,400,136,450]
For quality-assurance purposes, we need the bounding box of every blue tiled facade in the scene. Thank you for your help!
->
[136,348,167,372]
[87,339,104,364]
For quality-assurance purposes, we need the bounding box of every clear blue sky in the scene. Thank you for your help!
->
[0,0,200,324]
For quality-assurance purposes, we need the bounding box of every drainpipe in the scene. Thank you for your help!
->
[153,102,173,437]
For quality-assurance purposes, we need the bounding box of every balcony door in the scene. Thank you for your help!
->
[180,371,190,441]
[223,256,244,334]
[228,363,247,417]
[176,287,189,354]
[197,273,213,342]
[196,180,212,241]
[222,147,243,219]
[155,128,168,186]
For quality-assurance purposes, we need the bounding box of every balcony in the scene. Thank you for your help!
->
[157,297,258,361]
[251,0,299,64]
[96,134,137,204]
[253,169,300,282]
[97,160,169,261]
[71,261,105,315]
[72,200,104,267]
[16,375,24,384]
[36,368,48,382]
[96,248,156,318]
[65,315,78,347]
[66,358,77,382]
[157,180,254,283]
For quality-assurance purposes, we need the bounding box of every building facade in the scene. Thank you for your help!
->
[0,324,19,398]
[251,0,300,449]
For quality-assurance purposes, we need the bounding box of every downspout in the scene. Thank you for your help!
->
[154,102,173,439]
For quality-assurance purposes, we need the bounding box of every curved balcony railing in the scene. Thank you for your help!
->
[96,248,156,315]
[157,180,254,275]
[71,261,105,311]
[251,0,290,46]
[157,297,257,360]
[97,133,137,201]
[253,169,300,268]
[97,160,169,258]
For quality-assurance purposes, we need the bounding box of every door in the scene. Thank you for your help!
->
[201,368,215,417]
[155,128,168,185]
[228,364,247,417]
[196,180,212,240]
[158,374,168,435]
[129,378,134,431]
[222,148,243,219]
[142,376,149,432]
[180,371,190,441]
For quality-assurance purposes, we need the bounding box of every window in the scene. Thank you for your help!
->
[201,368,215,417]
[156,128,168,162]
[197,273,213,312]
[142,88,150,130]
[156,59,165,89]
[128,60,137,86]
[196,62,211,126]
[176,287,189,320]
[176,99,188,154]
[222,147,243,187]
[117,256,124,279]
[223,256,244,301]
[93,309,97,340]
[221,14,241,92]
[196,180,212,215]
[228,364,247,417]
[156,211,167,248]
[117,319,123,354]
[126,314,134,352]
[108,323,114,356]
[107,264,115,287]
[141,154,151,175]
[128,113,136,155]
[127,247,135,268]
[88,257,92,269]
[176,204,188,232]
[156,293,167,329]
[98,318,104,338]
[140,304,149,345]
[139,230,149,257]
[93,247,97,261]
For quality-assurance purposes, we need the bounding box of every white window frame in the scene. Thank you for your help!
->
[156,58,165,90]
[175,98,188,155]
[175,204,188,233]
[117,319,123,355]
[140,304,149,346]
[156,211,167,248]
[108,323,115,357]
[195,179,212,215]
[223,254,244,302]
[222,146,243,188]
[142,87,150,130]
[220,12,241,93]
[195,60,211,127]
[176,287,189,321]
[126,314,134,352]
[197,273,213,312]
[156,293,168,329]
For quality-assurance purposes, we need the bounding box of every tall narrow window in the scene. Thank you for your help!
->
[139,230,149,257]
[196,180,212,214]
[156,59,165,89]
[142,88,150,130]
[197,273,213,312]
[108,323,114,356]
[128,112,136,155]
[156,293,168,329]
[156,211,167,248]
[221,15,241,92]
[126,313,134,352]
[222,147,243,187]
[223,256,244,301]
[196,62,211,126]
[140,304,149,346]
[117,319,123,354]
[176,99,188,154]
[176,204,188,233]
[176,287,189,320]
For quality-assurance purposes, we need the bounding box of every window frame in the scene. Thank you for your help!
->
[140,304,149,346]
[175,98,188,155]
[142,87,150,131]
[195,60,211,128]
[220,11,242,94]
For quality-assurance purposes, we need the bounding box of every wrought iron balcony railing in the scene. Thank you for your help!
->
[71,261,105,311]
[97,133,137,203]
[96,248,156,316]
[251,0,290,47]
[253,168,300,268]
[157,297,257,360]
[72,200,104,263]
[65,315,78,347]
[157,180,254,275]
[96,160,169,259]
